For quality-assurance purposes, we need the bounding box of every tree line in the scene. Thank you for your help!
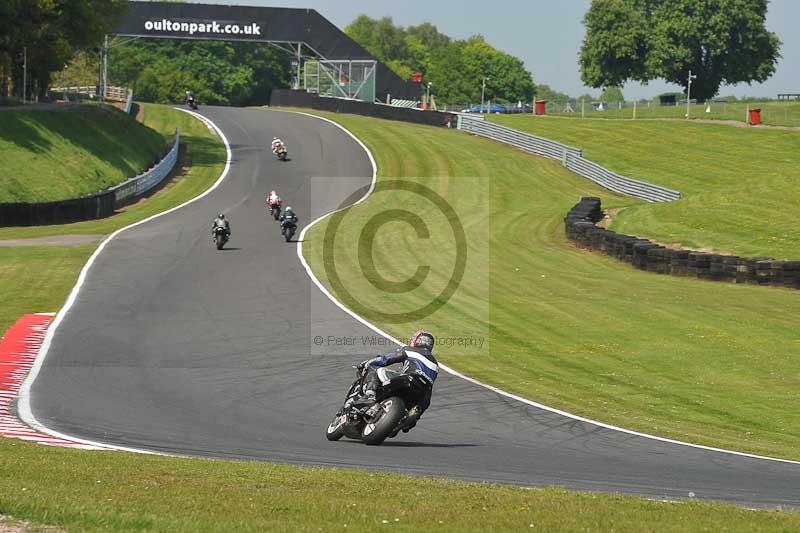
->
[345,16,536,105]
[0,0,126,102]
[4,2,778,108]
[108,40,290,107]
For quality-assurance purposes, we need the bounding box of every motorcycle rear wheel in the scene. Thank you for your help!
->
[361,397,406,445]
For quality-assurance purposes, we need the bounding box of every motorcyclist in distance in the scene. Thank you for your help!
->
[267,189,282,209]
[271,137,285,154]
[279,206,297,227]
[211,212,231,240]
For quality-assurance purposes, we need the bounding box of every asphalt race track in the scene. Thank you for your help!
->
[27,107,800,507]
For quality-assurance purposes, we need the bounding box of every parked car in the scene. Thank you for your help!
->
[462,103,508,114]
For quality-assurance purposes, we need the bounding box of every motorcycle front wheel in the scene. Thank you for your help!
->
[361,397,406,445]
[215,235,224,250]
[325,412,346,441]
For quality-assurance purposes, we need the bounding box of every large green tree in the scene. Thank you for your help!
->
[579,0,781,100]
[1,0,126,100]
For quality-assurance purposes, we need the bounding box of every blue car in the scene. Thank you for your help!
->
[462,103,507,114]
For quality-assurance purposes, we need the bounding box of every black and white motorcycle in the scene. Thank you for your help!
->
[325,366,428,445]
[213,225,228,250]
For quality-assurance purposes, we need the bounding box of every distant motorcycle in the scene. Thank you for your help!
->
[268,199,282,221]
[281,218,296,242]
[326,366,428,445]
[187,97,198,111]
[274,144,288,161]
[213,226,228,250]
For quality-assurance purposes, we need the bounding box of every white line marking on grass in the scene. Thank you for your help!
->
[16,107,232,454]
[289,109,800,467]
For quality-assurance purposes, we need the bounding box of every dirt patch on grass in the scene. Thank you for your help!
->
[0,235,103,247]
[0,514,60,532]
[597,207,624,229]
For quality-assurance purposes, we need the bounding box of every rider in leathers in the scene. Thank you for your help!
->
[356,330,437,428]
[211,213,231,240]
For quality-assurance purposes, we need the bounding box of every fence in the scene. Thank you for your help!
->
[540,98,800,127]
[458,116,681,202]
[48,85,129,102]
[565,197,800,289]
[0,129,180,226]
[112,129,180,204]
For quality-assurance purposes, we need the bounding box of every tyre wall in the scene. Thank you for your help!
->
[565,198,800,288]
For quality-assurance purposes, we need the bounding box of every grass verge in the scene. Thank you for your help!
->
[300,111,800,461]
[1,438,799,531]
[0,105,165,202]
[546,99,800,126]
[0,104,225,240]
[490,114,800,259]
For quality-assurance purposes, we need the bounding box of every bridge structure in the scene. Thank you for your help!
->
[107,1,417,103]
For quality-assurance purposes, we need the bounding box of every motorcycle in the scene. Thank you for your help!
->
[325,366,429,445]
[281,219,296,242]
[274,144,288,161]
[268,200,282,221]
[213,226,228,250]
[187,97,198,111]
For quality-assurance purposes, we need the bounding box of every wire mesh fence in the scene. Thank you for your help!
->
[441,98,800,127]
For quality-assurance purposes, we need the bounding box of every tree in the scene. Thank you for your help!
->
[345,15,534,104]
[535,84,572,106]
[600,86,624,102]
[579,0,781,101]
[461,36,535,104]
[108,39,290,106]
[1,1,127,100]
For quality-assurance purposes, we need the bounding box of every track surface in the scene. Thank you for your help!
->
[29,107,800,507]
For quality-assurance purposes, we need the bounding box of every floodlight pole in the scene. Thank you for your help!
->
[686,70,696,119]
[102,34,109,102]
[22,47,26,104]
[481,76,489,114]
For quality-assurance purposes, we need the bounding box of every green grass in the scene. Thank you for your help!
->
[548,99,800,126]
[0,105,166,202]
[301,111,800,461]
[0,104,226,240]
[490,114,800,259]
[0,246,93,334]
[2,438,800,531]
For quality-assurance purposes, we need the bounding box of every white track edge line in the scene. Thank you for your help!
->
[289,110,800,467]
[16,107,232,455]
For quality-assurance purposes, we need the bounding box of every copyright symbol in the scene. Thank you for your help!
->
[313,336,324,345]
[322,180,466,324]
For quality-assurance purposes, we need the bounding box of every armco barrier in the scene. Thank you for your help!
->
[124,89,134,114]
[112,129,180,204]
[270,89,458,128]
[459,116,681,203]
[0,129,180,227]
[0,192,116,226]
[564,197,800,289]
